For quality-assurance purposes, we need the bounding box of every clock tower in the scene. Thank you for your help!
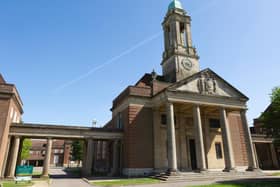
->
[161,0,199,83]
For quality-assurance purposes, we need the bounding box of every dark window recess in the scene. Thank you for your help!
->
[215,142,223,159]
[116,112,123,129]
[161,114,167,125]
[209,119,221,128]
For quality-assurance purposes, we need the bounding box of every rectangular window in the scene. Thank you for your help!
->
[116,112,123,129]
[215,142,223,159]
[161,114,167,125]
[209,119,221,128]
[161,114,177,126]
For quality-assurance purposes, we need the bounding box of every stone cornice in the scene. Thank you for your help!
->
[9,123,123,140]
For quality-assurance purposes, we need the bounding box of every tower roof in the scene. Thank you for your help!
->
[168,0,184,11]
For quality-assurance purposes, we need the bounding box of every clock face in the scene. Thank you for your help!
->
[181,58,193,71]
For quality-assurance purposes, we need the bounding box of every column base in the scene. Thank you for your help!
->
[197,168,208,173]
[166,169,180,176]
[6,176,15,180]
[40,174,49,179]
[246,167,261,172]
[223,168,237,172]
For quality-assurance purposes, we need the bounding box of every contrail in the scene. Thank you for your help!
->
[53,31,162,93]
[53,0,219,93]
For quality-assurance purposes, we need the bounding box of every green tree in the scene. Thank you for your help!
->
[21,139,32,160]
[262,87,280,145]
[71,140,84,166]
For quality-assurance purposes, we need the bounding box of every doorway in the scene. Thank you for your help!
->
[189,139,197,170]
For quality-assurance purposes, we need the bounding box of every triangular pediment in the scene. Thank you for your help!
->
[168,69,248,100]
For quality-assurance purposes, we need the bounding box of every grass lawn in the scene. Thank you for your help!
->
[91,178,160,186]
[1,181,33,187]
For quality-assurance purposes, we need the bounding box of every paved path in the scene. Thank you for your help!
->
[50,179,92,187]
[90,181,214,187]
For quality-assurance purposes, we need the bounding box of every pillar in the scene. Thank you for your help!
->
[111,140,119,176]
[84,139,94,176]
[166,102,178,173]
[17,139,24,166]
[7,136,20,178]
[240,110,258,171]
[270,144,279,169]
[220,108,235,171]
[1,136,11,178]
[186,23,192,48]
[175,21,181,46]
[253,143,259,168]
[42,138,53,177]
[193,105,207,171]
[81,140,88,175]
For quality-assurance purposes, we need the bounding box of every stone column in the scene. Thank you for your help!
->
[42,138,53,177]
[166,102,178,173]
[240,110,258,171]
[253,143,259,168]
[186,23,192,48]
[111,140,119,176]
[84,139,94,176]
[164,27,169,50]
[81,140,88,176]
[1,136,11,178]
[7,136,20,178]
[175,21,181,46]
[193,105,207,171]
[17,139,24,166]
[220,108,235,171]
[270,144,279,169]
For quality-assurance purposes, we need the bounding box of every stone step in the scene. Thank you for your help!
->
[153,171,265,182]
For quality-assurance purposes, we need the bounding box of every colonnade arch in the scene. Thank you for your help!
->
[2,123,123,178]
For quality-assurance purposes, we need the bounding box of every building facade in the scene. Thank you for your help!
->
[104,0,258,176]
[0,0,260,179]
[251,105,280,170]
[24,139,72,167]
[0,74,23,178]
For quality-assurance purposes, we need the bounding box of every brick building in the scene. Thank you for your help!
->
[24,139,72,167]
[0,74,23,178]
[251,105,280,170]
[102,0,258,176]
[0,0,261,178]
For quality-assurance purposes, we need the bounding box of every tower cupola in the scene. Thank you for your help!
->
[168,0,184,11]
[161,0,200,83]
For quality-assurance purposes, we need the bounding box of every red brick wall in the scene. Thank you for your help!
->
[228,112,248,166]
[123,105,154,168]
[0,99,11,174]
[152,81,170,96]
[63,142,71,166]
[0,75,5,84]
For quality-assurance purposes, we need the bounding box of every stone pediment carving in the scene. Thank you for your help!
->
[168,69,248,100]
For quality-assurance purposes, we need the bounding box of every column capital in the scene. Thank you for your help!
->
[240,109,248,114]
[166,101,173,106]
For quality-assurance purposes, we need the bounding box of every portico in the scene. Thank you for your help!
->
[153,87,258,173]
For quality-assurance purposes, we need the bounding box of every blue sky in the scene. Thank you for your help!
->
[1,0,279,127]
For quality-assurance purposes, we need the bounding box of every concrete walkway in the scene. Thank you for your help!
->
[50,179,92,187]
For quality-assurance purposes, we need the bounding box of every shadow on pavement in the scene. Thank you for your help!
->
[49,168,82,179]
[216,177,280,186]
